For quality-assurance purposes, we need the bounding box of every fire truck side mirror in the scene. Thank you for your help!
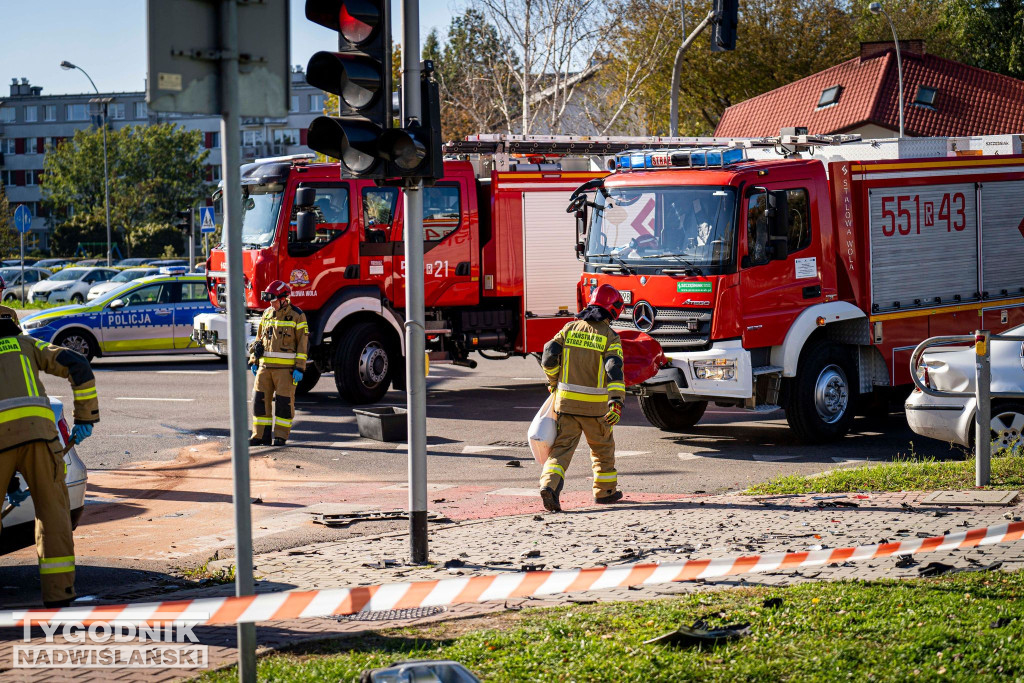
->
[575,208,587,260]
[294,187,316,207]
[296,211,317,243]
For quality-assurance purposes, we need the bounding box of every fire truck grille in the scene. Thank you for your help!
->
[612,306,712,350]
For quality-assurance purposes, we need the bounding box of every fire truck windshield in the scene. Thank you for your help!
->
[241,187,284,248]
[586,185,737,273]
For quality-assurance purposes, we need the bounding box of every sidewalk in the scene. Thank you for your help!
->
[3,490,1023,681]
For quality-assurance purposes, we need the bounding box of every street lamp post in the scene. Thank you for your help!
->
[868,2,905,138]
[60,61,113,265]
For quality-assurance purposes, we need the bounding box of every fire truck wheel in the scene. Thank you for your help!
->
[334,321,394,404]
[637,394,707,431]
[785,342,855,443]
[295,362,322,395]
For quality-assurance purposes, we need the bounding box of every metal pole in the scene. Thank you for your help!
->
[218,0,256,678]
[20,233,25,303]
[881,8,905,138]
[975,330,991,486]
[668,11,713,137]
[402,0,428,564]
[101,105,112,266]
[188,209,196,271]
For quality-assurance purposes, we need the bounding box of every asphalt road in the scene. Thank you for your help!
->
[0,351,961,607]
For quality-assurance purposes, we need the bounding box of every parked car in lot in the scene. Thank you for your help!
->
[28,267,118,305]
[1,398,86,555]
[21,269,217,358]
[34,258,75,272]
[1,258,38,267]
[115,257,158,268]
[148,259,188,268]
[87,267,159,301]
[0,266,51,302]
[906,324,1024,453]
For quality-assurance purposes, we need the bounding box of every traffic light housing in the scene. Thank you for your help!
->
[711,0,738,52]
[174,209,192,232]
[304,0,393,178]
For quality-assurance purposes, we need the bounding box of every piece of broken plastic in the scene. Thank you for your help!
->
[643,619,751,647]
[360,659,480,683]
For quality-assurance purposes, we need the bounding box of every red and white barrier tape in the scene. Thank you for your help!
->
[5,520,1022,628]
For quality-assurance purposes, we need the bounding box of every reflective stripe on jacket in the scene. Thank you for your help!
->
[0,333,98,451]
[541,319,625,417]
[250,302,308,370]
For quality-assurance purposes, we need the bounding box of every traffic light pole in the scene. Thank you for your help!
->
[402,0,429,564]
[218,0,256,679]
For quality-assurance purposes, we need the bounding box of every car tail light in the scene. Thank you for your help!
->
[56,414,71,448]
[914,363,932,391]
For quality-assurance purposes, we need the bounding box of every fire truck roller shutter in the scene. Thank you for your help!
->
[979,181,1024,298]
[868,183,979,312]
[770,302,867,378]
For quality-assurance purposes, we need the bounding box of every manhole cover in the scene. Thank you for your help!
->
[921,490,1019,506]
[335,606,447,622]
[489,440,529,448]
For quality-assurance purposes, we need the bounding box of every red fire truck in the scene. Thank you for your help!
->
[193,137,640,402]
[573,133,1024,442]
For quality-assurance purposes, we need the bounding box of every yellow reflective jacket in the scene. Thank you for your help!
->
[541,318,625,417]
[250,302,308,371]
[0,334,99,451]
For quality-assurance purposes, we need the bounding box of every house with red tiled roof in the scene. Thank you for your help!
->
[714,41,1024,139]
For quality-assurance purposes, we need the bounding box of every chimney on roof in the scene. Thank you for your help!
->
[861,40,925,61]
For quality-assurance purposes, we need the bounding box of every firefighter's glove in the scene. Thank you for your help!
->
[292,369,303,385]
[604,401,623,426]
[71,423,93,444]
[547,383,556,394]
[250,365,258,377]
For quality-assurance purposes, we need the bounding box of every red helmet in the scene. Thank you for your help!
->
[588,284,624,319]
[261,280,291,302]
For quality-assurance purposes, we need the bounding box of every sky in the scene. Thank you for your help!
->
[0,0,457,97]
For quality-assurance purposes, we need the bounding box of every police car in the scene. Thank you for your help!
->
[19,268,218,359]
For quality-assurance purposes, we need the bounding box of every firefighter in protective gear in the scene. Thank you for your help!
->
[249,281,308,446]
[538,284,626,512]
[0,305,98,606]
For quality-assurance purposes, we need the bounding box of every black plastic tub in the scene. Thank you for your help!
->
[353,406,408,442]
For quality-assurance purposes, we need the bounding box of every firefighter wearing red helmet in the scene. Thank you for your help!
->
[538,284,626,512]
[248,280,308,446]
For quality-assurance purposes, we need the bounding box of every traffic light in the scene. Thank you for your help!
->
[304,0,443,182]
[304,0,393,178]
[174,209,192,232]
[710,0,738,52]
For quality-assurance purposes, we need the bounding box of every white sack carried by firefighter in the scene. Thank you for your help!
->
[528,394,557,464]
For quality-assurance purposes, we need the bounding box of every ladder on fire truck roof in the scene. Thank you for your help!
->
[444,132,1024,172]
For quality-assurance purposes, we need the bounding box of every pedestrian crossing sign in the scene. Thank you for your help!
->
[200,207,216,233]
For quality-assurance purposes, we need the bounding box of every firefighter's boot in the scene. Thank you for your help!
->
[273,437,287,446]
[595,490,624,504]
[540,478,563,513]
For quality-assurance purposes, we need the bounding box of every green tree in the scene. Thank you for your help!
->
[942,0,1024,77]
[433,9,522,138]
[41,123,209,256]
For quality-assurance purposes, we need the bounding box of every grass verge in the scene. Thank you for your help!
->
[200,570,1024,682]
[746,454,1024,495]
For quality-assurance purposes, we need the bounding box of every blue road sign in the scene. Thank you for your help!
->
[13,205,31,234]
[199,207,216,234]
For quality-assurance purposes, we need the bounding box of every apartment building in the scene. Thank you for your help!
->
[0,68,324,251]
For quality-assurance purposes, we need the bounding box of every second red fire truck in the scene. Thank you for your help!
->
[573,132,1024,442]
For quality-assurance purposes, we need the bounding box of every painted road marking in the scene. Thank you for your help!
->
[462,445,506,454]
[115,397,195,402]
[615,450,651,457]
[155,370,223,374]
[512,377,541,381]
[485,488,539,497]
[678,452,699,460]
[752,454,800,462]
[380,483,456,492]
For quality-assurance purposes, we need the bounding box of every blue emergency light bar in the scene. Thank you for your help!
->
[615,147,745,172]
